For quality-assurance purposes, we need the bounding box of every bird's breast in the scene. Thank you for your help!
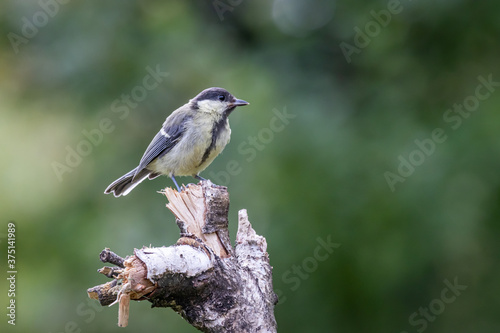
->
[197,116,231,169]
[151,114,231,177]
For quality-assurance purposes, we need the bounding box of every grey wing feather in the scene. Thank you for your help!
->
[133,110,190,180]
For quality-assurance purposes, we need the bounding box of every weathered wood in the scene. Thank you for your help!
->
[87,181,277,332]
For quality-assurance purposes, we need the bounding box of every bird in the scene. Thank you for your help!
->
[104,87,249,197]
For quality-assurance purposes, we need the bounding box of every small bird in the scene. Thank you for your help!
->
[104,87,249,197]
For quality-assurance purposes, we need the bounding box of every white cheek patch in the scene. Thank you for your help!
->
[197,100,226,114]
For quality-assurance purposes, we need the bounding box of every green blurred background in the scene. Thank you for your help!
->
[1,0,500,332]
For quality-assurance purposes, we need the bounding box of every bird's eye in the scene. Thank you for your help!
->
[218,95,225,101]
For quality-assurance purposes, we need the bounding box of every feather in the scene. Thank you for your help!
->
[132,111,190,181]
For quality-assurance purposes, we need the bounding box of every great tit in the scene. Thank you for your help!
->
[104,87,249,197]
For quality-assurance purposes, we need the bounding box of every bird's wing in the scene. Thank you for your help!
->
[133,110,190,180]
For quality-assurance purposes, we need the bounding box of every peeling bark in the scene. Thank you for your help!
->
[88,181,277,332]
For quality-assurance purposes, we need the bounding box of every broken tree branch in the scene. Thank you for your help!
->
[88,181,277,332]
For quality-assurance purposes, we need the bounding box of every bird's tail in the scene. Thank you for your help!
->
[104,167,151,197]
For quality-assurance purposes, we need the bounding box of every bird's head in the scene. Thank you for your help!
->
[190,87,249,116]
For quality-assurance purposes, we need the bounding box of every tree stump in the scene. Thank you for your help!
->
[87,181,277,332]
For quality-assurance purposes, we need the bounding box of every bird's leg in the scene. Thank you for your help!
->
[169,175,182,192]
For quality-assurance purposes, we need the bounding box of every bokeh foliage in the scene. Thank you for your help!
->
[1,0,500,332]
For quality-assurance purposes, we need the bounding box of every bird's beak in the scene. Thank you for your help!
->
[230,99,249,107]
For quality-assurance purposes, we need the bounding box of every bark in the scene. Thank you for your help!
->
[88,181,277,332]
